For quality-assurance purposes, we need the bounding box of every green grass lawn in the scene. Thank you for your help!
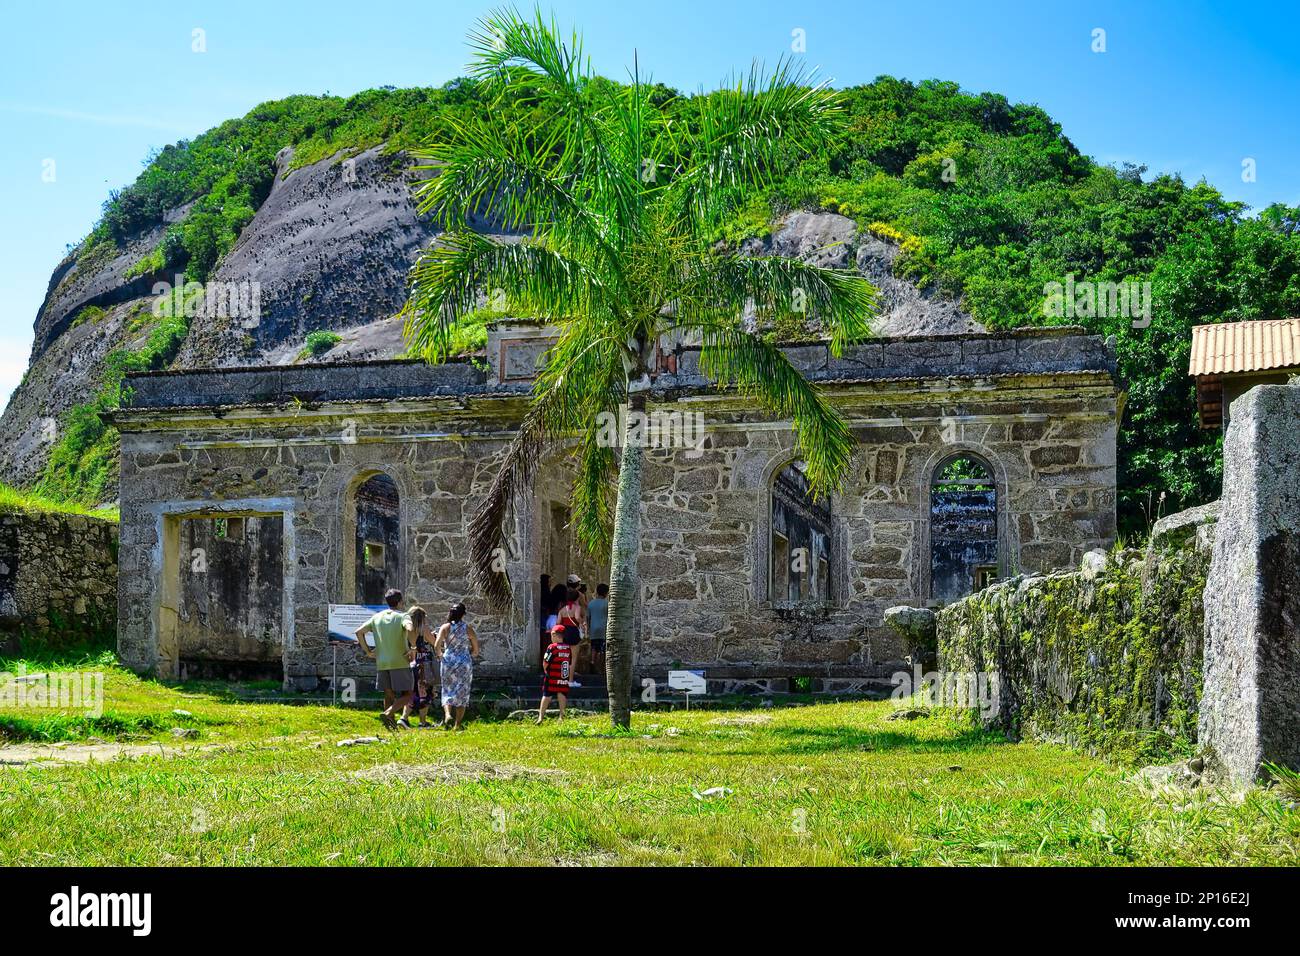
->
[1,652,1297,866]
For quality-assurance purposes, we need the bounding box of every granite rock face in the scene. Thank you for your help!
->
[1201,384,1300,783]
[0,192,980,489]
[748,211,982,337]
[854,234,981,336]
[178,145,443,368]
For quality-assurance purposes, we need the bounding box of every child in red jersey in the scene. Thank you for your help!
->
[537,624,573,724]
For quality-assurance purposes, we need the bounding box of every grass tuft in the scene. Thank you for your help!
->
[0,483,118,521]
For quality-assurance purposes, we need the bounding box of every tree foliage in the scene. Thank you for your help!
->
[69,63,1300,528]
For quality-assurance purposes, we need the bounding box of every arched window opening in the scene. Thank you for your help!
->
[771,461,832,603]
[355,473,400,604]
[930,455,997,604]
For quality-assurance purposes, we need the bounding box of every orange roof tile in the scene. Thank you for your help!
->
[1189,318,1300,376]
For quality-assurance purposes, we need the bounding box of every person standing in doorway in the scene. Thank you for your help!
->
[537,624,573,723]
[434,602,479,730]
[568,573,587,613]
[556,586,585,687]
[355,588,414,730]
[543,583,567,635]
[586,583,609,676]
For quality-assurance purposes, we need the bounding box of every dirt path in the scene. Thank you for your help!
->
[0,741,208,767]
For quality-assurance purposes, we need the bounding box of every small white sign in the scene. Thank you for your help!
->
[668,670,707,694]
[328,604,386,647]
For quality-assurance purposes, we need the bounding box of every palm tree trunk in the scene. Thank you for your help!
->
[604,391,646,728]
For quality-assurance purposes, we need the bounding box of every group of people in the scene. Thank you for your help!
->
[354,588,480,731]
[537,572,609,722]
[352,574,611,729]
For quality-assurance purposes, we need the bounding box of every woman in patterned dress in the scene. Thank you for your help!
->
[434,602,479,730]
[405,606,439,728]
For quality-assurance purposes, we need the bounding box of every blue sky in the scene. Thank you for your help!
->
[1,0,1297,411]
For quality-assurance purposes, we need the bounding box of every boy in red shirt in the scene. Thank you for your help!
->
[537,624,573,724]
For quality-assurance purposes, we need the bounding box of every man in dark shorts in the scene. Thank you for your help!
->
[537,624,573,724]
[586,583,609,673]
[355,588,414,730]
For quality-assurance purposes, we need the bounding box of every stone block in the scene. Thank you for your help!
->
[1029,445,1081,470]
[1202,385,1300,783]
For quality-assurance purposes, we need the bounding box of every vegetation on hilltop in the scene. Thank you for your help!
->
[44,77,1300,528]
[34,299,191,507]
[0,483,118,521]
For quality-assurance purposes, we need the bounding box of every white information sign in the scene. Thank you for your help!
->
[668,670,707,694]
[328,604,387,647]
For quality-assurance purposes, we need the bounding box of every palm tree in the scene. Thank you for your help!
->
[402,6,876,728]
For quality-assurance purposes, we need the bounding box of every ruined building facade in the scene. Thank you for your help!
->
[112,323,1120,691]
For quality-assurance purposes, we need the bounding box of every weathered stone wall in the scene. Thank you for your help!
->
[113,327,1119,690]
[115,410,529,688]
[1202,384,1300,783]
[937,505,1216,763]
[0,510,117,652]
[354,475,400,605]
[635,384,1117,681]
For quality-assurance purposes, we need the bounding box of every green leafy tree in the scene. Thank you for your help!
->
[401,6,876,727]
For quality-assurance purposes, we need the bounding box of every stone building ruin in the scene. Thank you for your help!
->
[112,323,1120,691]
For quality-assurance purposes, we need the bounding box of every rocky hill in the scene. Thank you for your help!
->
[0,143,977,495]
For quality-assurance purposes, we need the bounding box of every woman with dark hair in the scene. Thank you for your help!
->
[544,583,567,630]
[434,602,479,730]
[555,587,585,689]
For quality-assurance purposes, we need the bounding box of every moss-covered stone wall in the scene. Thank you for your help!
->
[937,505,1215,763]
[0,510,118,655]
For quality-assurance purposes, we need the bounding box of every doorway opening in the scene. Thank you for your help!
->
[159,513,286,681]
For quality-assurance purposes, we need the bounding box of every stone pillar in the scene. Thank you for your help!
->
[116,502,162,675]
[1201,384,1300,783]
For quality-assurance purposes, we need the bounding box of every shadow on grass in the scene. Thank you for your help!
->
[0,709,204,744]
[739,724,1009,756]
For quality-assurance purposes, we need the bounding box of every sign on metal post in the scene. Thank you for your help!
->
[328,604,385,707]
[328,604,386,648]
[668,669,706,709]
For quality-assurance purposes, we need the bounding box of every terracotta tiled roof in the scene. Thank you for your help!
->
[1189,318,1300,376]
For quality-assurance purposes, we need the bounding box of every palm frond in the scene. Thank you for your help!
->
[411,116,614,262]
[468,412,549,608]
[570,426,618,554]
[675,253,877,356]
[463,5,643,243]
[467,317,626,607]
[665,58,845,231]
[402,232,599,362]
[697,327,855,495]
[467,6,589,97]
